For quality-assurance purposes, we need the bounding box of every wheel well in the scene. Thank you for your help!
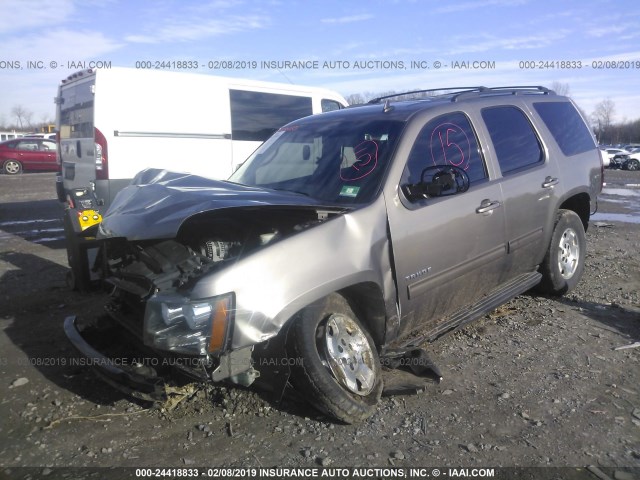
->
[559,193,590,231]
[338,283,387,347]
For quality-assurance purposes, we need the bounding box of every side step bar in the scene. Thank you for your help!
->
[403,271,542,347]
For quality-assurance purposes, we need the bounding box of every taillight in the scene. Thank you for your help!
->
[94,127,108,180]
[599,150,605,192]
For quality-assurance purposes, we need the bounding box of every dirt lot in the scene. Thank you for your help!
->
[0,171,639,479]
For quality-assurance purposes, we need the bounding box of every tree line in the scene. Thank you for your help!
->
[0,105,53,133]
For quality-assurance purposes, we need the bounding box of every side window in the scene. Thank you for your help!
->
[533,102,595,156]
[321,99,343,112]
[404,112,488,187]
[41,140,56,151]
[17,141,39,151]
[229,90,313,142]
[481,106,543,175]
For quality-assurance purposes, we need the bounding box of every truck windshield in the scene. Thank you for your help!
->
[229,116,404,205]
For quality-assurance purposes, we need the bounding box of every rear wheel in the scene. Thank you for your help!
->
[287,293,382,423]
[3,159,22,175]
[537,210,586,295]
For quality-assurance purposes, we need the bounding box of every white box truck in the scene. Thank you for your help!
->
[55,67,348,290]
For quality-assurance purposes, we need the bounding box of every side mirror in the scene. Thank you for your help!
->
[402,165,470,201]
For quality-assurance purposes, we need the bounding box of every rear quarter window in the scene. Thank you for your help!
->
[533,102,595,156]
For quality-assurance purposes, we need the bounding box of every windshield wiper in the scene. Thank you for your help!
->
[271,188,310,197]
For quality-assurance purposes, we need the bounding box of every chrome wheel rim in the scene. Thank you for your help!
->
[322,314,376,396]
[557,227,580,279]
[5,161,20,174]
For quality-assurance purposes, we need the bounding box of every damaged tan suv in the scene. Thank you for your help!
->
[64,86,602,423]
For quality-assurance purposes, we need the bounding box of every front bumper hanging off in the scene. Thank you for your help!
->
[63,315,168,402]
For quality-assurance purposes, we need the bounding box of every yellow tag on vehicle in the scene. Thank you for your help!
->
[78,210,102,230]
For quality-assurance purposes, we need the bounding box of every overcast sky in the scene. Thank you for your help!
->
[1,0,639,127]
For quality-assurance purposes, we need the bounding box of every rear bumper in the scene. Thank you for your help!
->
[63,315,167,402]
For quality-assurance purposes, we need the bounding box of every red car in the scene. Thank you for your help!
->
[0,137,57,174]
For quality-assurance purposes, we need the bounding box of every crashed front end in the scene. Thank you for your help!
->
[64,169,393,401]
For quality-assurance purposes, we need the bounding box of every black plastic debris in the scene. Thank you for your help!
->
[380,348,442,396]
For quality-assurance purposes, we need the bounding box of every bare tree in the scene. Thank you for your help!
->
[550,81,571,96]
[346,93,366,105]
[11,105,33,130]
[592,98,616,128]
[591,98,616,143]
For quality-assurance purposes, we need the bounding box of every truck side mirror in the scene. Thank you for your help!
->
[402,165,470,201]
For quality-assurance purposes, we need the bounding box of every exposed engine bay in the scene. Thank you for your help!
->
[99,207,337,338]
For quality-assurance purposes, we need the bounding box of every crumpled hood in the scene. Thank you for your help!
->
[99,168,327,240]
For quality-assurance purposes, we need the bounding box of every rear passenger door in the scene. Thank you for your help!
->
[480,105,561,277]
[388,112,508,337]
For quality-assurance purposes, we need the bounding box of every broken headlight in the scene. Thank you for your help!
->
[143,292,234,356]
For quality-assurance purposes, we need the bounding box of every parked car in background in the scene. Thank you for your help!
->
[603,148,630,169]
[602,147,640,170]
[0,138,57,174]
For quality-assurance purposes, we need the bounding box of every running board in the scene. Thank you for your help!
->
[403,271,542,347]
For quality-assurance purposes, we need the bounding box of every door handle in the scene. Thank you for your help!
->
[476,199,501,214]
[542,176,559,188]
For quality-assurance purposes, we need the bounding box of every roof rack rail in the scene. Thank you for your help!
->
[367,87,488,104]
[366,86,555,105]
[452,85,554,102]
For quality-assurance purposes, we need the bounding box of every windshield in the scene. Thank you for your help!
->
[229,116,404,205]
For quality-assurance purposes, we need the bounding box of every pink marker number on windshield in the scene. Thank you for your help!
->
[340,140,378,181]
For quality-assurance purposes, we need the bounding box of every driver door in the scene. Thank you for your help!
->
[387,112,508,338]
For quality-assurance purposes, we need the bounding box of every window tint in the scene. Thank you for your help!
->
[482,106,543,174]
[229,90,313,142]
[404,112,487,186]
[321,99,343,112]
[534,102,595,156]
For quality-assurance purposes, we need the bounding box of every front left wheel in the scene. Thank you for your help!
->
[287,293,382,423]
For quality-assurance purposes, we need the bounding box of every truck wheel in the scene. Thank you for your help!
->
[287,293,382,423]
[625,159,639,171]
[537,209,586,296]
[3,159,22,175]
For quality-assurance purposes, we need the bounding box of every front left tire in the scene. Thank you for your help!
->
[287,293,382,423]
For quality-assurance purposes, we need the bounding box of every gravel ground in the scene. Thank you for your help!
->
[0,171,638,479]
